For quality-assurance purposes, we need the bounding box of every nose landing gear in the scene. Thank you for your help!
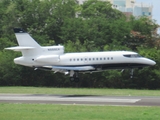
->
[121,69,134,78]
[130,69,134,78]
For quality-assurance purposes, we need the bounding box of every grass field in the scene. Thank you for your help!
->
[0,87,160,120]
[0,86,160,96]
[0,103,160,120]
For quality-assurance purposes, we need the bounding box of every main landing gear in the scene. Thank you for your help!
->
[69,71,79,82]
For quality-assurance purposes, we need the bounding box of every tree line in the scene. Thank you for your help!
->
[0,0,160,89]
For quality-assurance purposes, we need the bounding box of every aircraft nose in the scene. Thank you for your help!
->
[151,60,156,66]
[148,59,156,66]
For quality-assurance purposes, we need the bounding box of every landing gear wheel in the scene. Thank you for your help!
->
[70,77,75,82]
[70,71,80,82]
[70,77,79,83]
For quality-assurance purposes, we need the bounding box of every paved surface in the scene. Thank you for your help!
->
[0,94,160,106]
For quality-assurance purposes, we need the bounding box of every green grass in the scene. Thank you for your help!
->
[0,87,160,120]
[0,103,160,120]
[0,86,160,96]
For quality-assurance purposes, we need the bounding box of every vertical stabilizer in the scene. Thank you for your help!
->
[12,28,42,57]
[14,28,41,48]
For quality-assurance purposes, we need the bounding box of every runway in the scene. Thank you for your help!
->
[0,94,160,106]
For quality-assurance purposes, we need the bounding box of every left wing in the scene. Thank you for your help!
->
[52,66,95,71]
[36,66,95,73]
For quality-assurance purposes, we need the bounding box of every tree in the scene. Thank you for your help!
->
[80,0,124,19]
[126,16,159,50]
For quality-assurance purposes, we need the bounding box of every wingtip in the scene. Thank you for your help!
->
[13,28,26,33]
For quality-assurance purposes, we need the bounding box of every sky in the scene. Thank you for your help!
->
[136,0,160,33]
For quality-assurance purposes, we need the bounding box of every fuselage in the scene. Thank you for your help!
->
[14,51,156,70]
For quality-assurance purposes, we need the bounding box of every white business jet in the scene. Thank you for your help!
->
[5,28,156,82]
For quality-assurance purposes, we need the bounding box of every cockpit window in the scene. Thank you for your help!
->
[123,54,141,58]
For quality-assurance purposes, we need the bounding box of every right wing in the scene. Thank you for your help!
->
[36,66,95,74]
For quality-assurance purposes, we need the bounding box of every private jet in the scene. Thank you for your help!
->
[5,28,156,82]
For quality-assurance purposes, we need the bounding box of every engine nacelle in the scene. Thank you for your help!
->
[35,55,60,63]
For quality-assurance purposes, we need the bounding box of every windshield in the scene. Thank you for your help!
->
[123,54,142,58]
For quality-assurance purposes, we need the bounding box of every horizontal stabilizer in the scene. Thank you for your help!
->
[5,46,35,51]
[52,66,95,71]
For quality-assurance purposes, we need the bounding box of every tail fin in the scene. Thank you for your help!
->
[14,28,41,48]
[5,28,42,57]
